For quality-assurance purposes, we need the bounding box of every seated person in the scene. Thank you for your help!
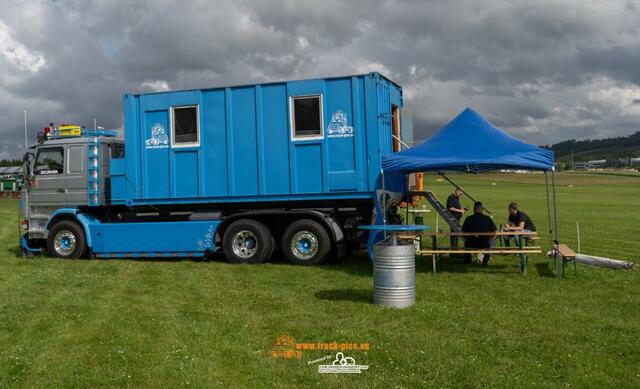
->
[462,202,497,266]
[503,202,536,247]
[397,185,423,224]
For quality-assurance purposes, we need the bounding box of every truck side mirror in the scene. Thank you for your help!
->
[22,152,34,179]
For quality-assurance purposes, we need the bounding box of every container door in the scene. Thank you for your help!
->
[65,145,87,205]
[325,77,361,192]
[142,110,171,199]
[30,146,66,206]
[392,105,401,152]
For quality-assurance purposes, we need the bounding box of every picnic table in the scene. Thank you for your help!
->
[398,230,541,275]
[406,208,430,225]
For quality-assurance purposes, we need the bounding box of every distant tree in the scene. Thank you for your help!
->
[544,131,640,158]
[0,159,21,167]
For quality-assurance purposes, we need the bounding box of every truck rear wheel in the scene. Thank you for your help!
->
[222,219,273,264]
[47,220,87,259]
[281,219,331,266]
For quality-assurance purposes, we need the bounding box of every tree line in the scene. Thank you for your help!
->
[0,159,21,167]
[545,131,640,158]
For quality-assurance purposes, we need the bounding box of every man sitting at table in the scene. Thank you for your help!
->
[503,202,536,247]
[462,202,497,266]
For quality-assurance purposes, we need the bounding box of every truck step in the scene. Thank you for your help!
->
[29,214,51,220]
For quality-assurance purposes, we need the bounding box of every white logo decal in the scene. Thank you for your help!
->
[327,110,354,138]
[197,225,216,251]
[38,169,60,175]
[318,352,369,374]
[145,123,169,149]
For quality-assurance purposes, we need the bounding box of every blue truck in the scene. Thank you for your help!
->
[20,72,409,265]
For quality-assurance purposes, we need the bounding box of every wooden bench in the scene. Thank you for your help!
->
[397,231,542,275]
[398,234,421,240]
[417,246,542,275]
[553,243,577,276]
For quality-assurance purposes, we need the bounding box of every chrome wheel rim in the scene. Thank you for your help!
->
[54,230,77,256]
[291,231,318,260]
[232,230,258,258]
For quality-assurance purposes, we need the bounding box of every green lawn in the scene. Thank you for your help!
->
[0,172,639,387]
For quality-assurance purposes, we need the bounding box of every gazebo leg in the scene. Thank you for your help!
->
[432,254,436,274]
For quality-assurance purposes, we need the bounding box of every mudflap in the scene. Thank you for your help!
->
[20,234,42,258]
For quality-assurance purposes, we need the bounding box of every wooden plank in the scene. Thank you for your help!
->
[420,231,539,237]
[555,244,576,258]
[419,249,542,255]
[421,245,541,251]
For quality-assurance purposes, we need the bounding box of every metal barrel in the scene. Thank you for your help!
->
[373,242,415,308]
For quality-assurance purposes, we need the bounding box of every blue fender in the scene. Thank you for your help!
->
[46,209,100,249]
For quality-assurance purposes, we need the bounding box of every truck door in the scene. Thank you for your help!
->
[65,145,86,205]
[30,146,66,206]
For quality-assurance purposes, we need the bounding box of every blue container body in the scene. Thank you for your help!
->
[111,72,402,206]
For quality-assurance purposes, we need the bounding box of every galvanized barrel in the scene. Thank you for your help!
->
[373,242,415,308]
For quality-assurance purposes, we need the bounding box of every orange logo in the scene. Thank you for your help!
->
[271,333,370,359]
[271,334,302,359]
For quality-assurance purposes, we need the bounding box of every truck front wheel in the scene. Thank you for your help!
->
[222,219,274,264]
[281,219,331,266]
[47,220,87,259]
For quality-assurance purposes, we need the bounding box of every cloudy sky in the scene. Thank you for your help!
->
[1,0,639,159]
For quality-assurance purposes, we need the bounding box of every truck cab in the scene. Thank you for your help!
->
[21,128,122,246]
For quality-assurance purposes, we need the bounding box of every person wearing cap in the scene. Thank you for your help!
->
[446,187,467,247]
[503,202,536,247]
[462,201,497,266]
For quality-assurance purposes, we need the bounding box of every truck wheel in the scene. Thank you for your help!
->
[281,219,331,266]
[222,219,273,264]
[47,220,87,259]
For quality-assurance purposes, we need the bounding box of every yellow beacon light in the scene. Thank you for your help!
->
[58,125,82,137]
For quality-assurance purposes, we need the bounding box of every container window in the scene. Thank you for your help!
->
[34,147,64,175]
[171,105,199,146]
[111,144,125,158]
[291,95,323,140]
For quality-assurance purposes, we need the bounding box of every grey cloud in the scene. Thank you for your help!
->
[0,0,639,160]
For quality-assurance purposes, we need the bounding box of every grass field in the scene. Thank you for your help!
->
[0,172,639,387]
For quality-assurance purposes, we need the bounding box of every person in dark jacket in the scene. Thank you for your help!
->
[462,201,497,266]
[503,202,536,247]
[446,187,467,247]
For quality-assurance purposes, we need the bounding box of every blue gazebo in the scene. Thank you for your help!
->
[372,108,561,274]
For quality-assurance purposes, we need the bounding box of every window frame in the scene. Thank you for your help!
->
[289,94,324,141]
[34,146,65,176]
[66,145,84,174]
[111,143,125,159]
[170,105,200,148]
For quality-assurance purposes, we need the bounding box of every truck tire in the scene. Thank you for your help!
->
[281,219,331,266]
[222,219,273,264]
[47,220,87,259]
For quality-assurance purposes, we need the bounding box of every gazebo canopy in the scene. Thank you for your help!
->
[382,108,555,173]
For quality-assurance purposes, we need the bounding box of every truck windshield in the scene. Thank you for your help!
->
[34,147,64,175]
